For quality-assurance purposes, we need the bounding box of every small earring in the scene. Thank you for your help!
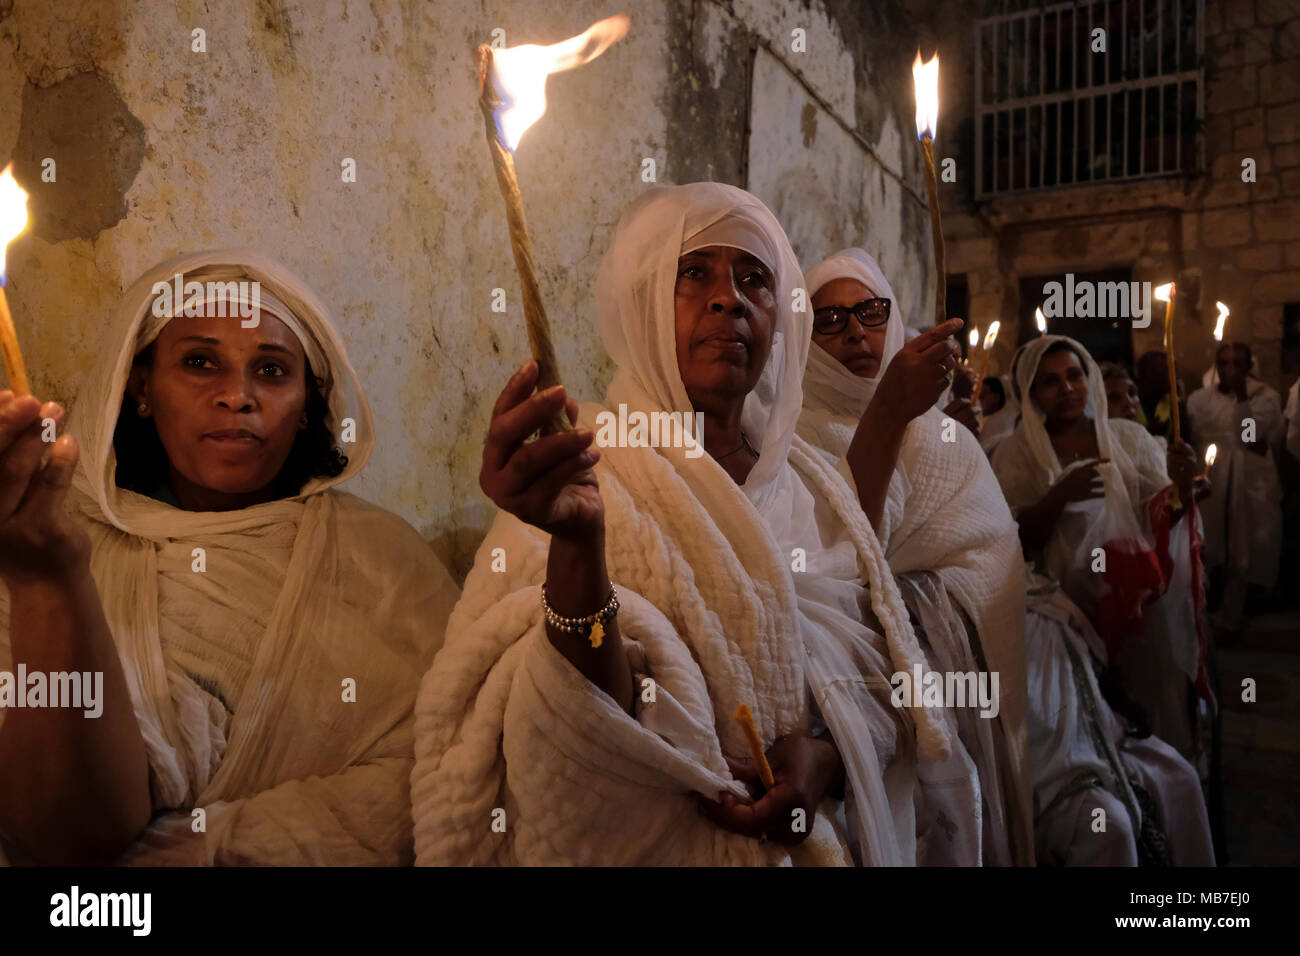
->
[137,401,150,416]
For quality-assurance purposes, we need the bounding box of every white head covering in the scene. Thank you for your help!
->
[71,249,374,538]
[800,248,905,419]
[595,185,951,863]
[52,251,454,817]
[596,183,808,511]
[1000,335,1156,581]
[1011,334,1118,480]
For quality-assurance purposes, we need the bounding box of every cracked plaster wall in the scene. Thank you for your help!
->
[0,0,927,578]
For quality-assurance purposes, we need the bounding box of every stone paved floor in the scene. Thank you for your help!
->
[1216,608,1300,866]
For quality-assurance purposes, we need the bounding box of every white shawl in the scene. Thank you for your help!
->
[796,248,1034,864]
[1,250,459,865]
[992,335,1209,732]
[412,185,947,867]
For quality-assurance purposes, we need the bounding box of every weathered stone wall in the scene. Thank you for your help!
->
[930,0,1300,395]
[0,0,930,577]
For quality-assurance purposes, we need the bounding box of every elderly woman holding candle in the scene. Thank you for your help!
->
[794,248,1034,865]
[991,336,1211,764]
[413,184,959,866]
[0,250,459,865]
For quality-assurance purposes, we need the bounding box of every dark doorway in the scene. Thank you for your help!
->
[1018,268,1136,368]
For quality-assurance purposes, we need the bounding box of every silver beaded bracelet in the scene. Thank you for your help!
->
[541,583,620,648]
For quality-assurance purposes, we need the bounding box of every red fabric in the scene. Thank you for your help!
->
[1094,485,1177,656]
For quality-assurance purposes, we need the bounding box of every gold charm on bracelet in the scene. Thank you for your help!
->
[589,619,604,648]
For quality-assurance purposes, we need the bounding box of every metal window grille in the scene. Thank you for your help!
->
[974,0,1203,199]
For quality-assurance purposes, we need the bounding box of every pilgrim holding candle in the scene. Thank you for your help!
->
[3,6,1254,873]
[1187,318,1286,633]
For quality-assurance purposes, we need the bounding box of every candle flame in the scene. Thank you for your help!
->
[912,50,939,141]
[968,328,979,348]
[487,15,630,152]
[1213,300,1229,342]
[1204,443,1217,469]
[1035,307,1046,334]
[984,319,1000,349]
[0,163,30,287]
[1154,282,1175,302]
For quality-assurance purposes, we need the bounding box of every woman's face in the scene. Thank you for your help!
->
[1031,348,1089,424]
[130,310,309,498]
[674,244,777,409]
[1105,376,1141,421]
[810,278,887,379]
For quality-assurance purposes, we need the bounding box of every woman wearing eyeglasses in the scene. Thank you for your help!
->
[796,248,1035,865]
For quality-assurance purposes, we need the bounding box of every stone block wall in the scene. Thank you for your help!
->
[0,0,929,576]
[934,0,1300,396]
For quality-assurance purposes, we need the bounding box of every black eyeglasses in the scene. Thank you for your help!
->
[812,298,891,335]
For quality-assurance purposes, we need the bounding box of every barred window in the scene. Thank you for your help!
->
[975,0,1203,198]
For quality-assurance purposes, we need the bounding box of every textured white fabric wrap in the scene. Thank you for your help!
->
[797,248,1035,863]
[1,249,459,865]
[413,185,949,867]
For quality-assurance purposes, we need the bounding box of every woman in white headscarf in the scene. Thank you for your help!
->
[991,336,1213,747]
[795,249,1033,865]
[412,184,957,866]
[0,250,459,865]
[991,335,1214,863]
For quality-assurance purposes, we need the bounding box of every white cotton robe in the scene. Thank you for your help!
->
[1186,380,1284,590]
[1024,571,1213,866]
[411,184,953,867]
[0,250,459,866]
[795,248,1033,865]
[991,335,1211,763]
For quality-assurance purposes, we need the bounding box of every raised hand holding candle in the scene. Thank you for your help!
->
[0,163,31,396]
[475,15,630,435]
[913,51,945,328]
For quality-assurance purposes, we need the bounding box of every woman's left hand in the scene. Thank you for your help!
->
[697,733,844,845]
[1166,439,1198,499]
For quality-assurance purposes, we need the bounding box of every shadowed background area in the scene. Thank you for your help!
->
[0,0,935,578]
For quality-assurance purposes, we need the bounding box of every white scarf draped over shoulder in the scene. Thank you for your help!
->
[1,249,460,865]
[990,335,1206,699]
[412,185,948,867]
[796,248,1033,864]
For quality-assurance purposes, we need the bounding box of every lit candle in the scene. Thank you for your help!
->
[967,327,979,365]
[973,319,1000,397]
[0,163,31,396]
[1213,300,1229,343]
[475,15,630,434]
[1200,443,1217,480]
[912,51,945,328]
[1154,282,1180,444]
[1035,307,1047,336]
